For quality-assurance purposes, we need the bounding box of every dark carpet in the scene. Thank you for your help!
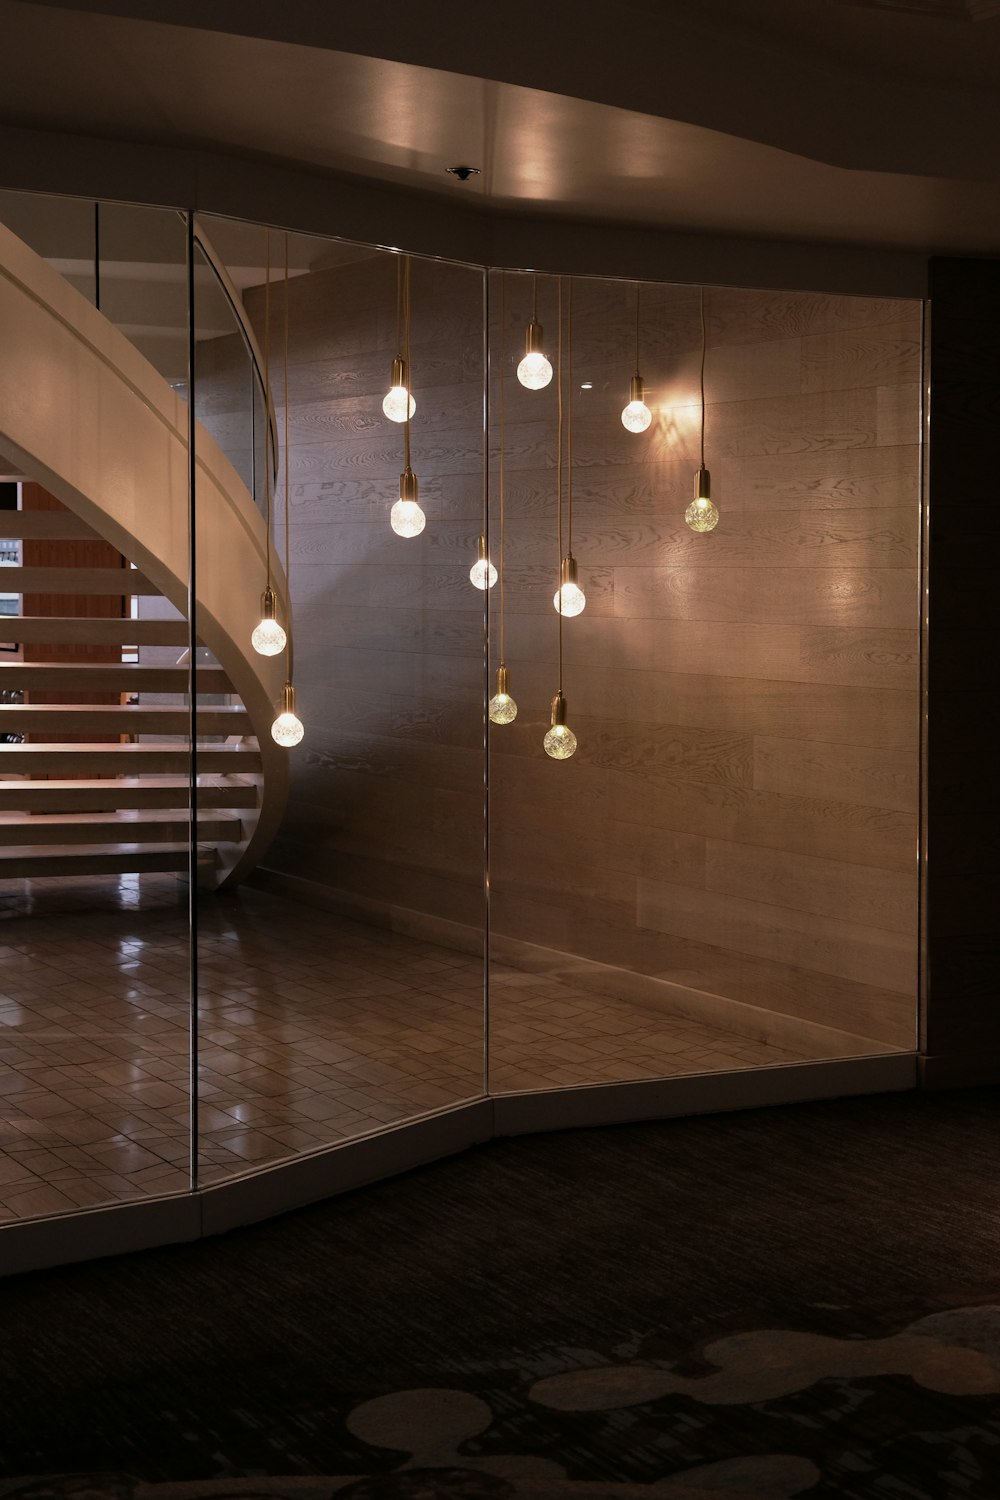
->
[3,1087,1000,1498]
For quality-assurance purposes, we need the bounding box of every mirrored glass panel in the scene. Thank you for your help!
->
[487,270,921,1093]
[0,191,194,1221]
[193,220,488,1184]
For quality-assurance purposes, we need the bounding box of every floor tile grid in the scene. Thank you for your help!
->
[0,875,814,1223]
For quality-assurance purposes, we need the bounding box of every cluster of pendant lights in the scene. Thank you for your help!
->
[250,231,304,747]
[380,262,720,761]
[255,257,718,760]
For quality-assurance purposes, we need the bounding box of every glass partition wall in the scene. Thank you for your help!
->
[486,272,920,1091]
[0,187,921,1236]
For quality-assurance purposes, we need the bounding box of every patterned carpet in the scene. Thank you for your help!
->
[2,1087,1000,1497]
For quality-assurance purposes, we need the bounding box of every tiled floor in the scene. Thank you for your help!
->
[0,874,814,1225]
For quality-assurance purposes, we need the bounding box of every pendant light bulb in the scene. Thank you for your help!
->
[271,682,304,748]
[517,320,553,390]
[543,691,577,760]
[383,356,415,423]
[391,466,426,538]
[621,374,652,433]
[488,664,518,725]
[469,534,497,590]
[553,553,586,617]
[251,586,286,657]
[685,466,719,533]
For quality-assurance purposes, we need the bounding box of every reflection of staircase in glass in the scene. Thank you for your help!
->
[0,218,290,887]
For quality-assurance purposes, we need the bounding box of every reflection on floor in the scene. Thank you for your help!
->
[0,874,814,1226]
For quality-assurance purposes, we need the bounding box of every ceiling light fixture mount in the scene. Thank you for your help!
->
[446,165,481,180]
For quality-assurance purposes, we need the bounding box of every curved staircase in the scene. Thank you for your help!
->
[0,218,290,888]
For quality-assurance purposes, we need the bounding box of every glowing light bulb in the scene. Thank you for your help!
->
[488,665,517,724]
[250,587,286,657]
[686,467,719,533]
[469,534,497,590]
[271,683,304,747]
[382,357,415,423]
[383,386,415,423]
[517,320,552,390]
[543,692,577,760]
[621,374,651,433]
[552,554,586,617]
[391,466,425,537]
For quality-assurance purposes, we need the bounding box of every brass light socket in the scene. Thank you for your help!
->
[550,691,568,727]
[390,355,407,388]
[560,553,579,587]
[525,319,545,356]
[399,466,419,502]
[629,373,644,404]
[260,585,277,620]
[280,682,297,716]
[496,664,510,697]
[694,466,711,501]
[477,533,489,563]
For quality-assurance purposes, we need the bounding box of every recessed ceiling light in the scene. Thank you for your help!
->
[580,382,593,389]
[446,165,481,181]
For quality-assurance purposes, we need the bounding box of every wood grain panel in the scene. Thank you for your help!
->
[636,875,916,993]
[612,566,916,628]
[705,838,917,935]
[753,735,917,812]
[210,259,922,1060]
[800,323,920,394]
[504,615,917,690]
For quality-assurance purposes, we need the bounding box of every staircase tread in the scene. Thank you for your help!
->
[0,809,243,825]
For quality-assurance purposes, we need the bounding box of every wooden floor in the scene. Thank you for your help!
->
[0,874,886,1225]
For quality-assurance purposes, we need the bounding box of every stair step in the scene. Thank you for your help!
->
[0,776,258,812]
[2,566,158,594]
[0,843,218,878]
[13,617,191,646]
[4,662,232,693]
[0,810,243,844]
[0,704,248,733]
[0,742,262,773]
[0,511,102,540]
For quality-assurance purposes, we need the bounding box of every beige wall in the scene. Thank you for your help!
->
[490,276,920,1048]
[235,258,920,1051]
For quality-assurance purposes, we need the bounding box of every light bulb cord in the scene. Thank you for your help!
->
[395,254,403,356]
[699,283,707,471]
[556,276,564,696]
[403,254,412,472]
[283,230,294,682]
[635,279,641,377]
[262,229,272,592]
[532,271,538,324]
[498,271,507,666]
[567,277,573,557]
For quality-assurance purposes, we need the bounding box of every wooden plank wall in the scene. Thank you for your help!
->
[226,258,920,1051]
[240,254,488,928]
[489,275,921,1048]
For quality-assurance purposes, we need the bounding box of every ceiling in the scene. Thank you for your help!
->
[3,0,1000,257]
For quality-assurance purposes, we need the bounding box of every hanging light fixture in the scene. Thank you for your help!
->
[685,285,720,533]
[553,278,585,619]
[516,273,553,390]
[390,255,426,538]
[251,231,287,658]
[383,256,416,422]
[469,534,497,590]
[621,281,652,433]
[271,233,304,748]
[489,272,517,726]
[544,277,578,762]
